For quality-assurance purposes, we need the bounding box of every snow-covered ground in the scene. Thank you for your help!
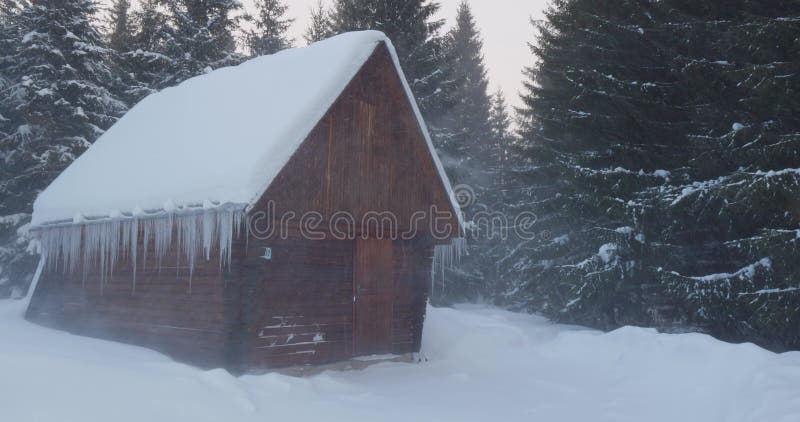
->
[1,300,799,422]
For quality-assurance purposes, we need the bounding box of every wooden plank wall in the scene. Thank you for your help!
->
[237,42,446,370]
[237,234,355,369]
[254,42,460,237]
[353,237,395,356]
[391,238,433,354]
[238,232,433,370]
[25,237,237,369]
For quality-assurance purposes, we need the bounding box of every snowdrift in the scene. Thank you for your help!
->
[1,300,798,422]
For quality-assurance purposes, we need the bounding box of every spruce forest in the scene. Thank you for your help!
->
[1,0,799,353]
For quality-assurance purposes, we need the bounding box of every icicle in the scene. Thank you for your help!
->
[202,199,215,261]
[141,218,151,274]
[129,218,138,293]
[176,211,202,290]
[431,237,467,294]
[82,222,97,286]
[218,208,231,272]
[35,204,246,293]
[153,214,173,271]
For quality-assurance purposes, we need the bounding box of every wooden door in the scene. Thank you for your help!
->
[353,237,394,356]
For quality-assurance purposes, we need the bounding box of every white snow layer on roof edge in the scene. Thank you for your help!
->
[31,30,461,228]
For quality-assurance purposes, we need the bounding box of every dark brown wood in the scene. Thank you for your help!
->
[26,236,233,369]
[354,237,394,355]
[237,236,355,369]
[26,41,454,372]
[254,43,460,238]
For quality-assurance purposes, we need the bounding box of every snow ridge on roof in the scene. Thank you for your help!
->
[31,30,460,228]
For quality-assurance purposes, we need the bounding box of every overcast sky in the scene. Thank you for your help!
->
[282,0,550,109]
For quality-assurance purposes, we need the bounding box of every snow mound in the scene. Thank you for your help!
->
[1,300,799,422]
[31,30,458,227]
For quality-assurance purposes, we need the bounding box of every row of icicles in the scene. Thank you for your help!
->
[37,204,464,294]
[37,206,246,292]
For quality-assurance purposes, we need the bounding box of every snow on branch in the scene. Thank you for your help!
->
[687,258,772,283]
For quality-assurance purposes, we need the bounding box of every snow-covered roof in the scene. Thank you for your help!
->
[31,31,459,227]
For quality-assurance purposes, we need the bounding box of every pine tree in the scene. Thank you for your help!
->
[105,0,156,105]
[107,0,244,103]
[489,90,511,144]
[304,0,333,44]
[243,0,293,56]
[0,1,23,78]
[434,1,499,302]
[507,0,800,350]
[329,0,453,120]
[120,0,172,97]
[488,89,512,188]
[650,0,800,349]
[0,0,128,298]
[130,0,167,53]
[159,0,243,87]
[508,0,687,327]
[0,1,25,296]
[442,89,522,304]
[437,1,492,182]
[108,0,132,52]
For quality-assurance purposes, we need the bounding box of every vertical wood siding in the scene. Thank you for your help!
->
[237,234,355,369]
[254,43,459,235]
[239,44,445,370]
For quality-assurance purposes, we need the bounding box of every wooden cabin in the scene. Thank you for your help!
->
[25,31,463,372]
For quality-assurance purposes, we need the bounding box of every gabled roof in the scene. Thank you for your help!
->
[31,31,459,228]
